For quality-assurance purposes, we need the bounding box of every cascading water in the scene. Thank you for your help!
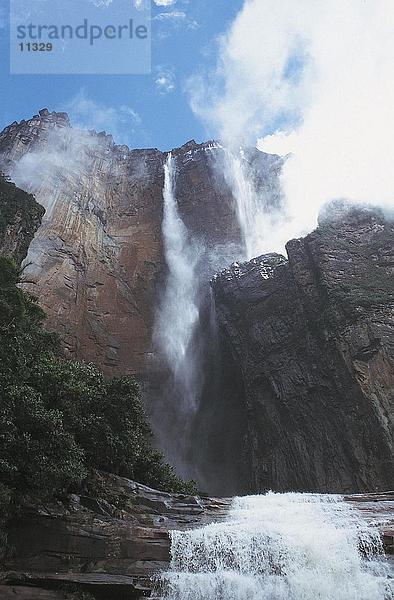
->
[158,493,392,600]
[153,153,203,474]
[152,150,254,489]
[154,152,201,410]
[223,149,283,259]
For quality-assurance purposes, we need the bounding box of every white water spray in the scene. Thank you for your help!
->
[223,150,283,259]
[154,153,201,413]
[159,493,392,600]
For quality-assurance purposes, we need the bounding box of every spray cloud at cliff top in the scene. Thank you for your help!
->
[189,0,394,250]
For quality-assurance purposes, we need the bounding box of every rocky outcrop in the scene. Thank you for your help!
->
[212,204,394,493]
[0,110,286,493]
[0,111,167,376]
[0,174,44,264]
[0,472,231,599]
[0,111,281,378]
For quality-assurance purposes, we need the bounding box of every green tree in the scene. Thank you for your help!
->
[0,257,194,516]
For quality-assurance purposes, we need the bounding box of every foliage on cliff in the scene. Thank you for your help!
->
[0,257,195,527]
[0,173,45,263]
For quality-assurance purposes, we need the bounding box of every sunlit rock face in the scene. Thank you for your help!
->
[212,205,394,493]
[0,110,164,375]
[0,110,284,493]
[0,111,280,377]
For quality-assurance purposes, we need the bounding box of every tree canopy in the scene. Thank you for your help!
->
[0,257,194,522]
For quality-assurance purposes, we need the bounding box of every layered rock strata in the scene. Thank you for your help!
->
[0,473,231,599]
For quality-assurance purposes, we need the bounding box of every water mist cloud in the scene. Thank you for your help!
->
[189,0,394,249]
[154,154,202,413]
[10,126,100,218]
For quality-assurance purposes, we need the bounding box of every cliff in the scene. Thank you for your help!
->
[0,110,281,378]
[0,111,393,597]
[212,203,394,493]
[0,110,392,497]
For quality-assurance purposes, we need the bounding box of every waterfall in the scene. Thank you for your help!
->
[155,153,201,412]
[158,493,392,600]
[152,153,204,476]
[223,149,283,260]
[225,151,262,260]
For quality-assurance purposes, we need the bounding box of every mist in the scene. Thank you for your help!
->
[154,153,202,415]
[9,125,101,218]
[189,0,394,251]
[152,153,207,477]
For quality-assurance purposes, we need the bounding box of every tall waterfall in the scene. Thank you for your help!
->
[155,153,201,411]
[153,153,203,474]
[158,493,392,600]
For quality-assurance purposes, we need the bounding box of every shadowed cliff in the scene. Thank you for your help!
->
[209,203,394,493]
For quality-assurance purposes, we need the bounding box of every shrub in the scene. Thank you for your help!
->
[0,257,194,512]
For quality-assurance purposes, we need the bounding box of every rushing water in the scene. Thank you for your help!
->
[223,149,281,260]
[158,493,393,600]
[154,152,201,414]
[152,152,206,476]
[152,151,254,487]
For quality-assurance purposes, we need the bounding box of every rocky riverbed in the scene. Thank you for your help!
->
[0,473,392,599]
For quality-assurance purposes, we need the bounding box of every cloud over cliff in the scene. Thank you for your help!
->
[189,0,394,245]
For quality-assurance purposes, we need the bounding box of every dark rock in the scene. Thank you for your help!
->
[0,472,231,599]
[0,586,64,599]
[212,206,394,493]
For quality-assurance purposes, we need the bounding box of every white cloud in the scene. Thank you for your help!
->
[154,0,177,6]
[64,91,141,146]
[10,127,101,220]
[154,10,184,22]
[133,0,150,8]
[153,9,199,33]
[189,0,394,250]
[89,0,113,7]
[155,67,176,94]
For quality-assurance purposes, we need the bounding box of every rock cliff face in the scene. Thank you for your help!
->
[1,110,392,496]
[212,204,394,493]
[1,110,167,375]
[0,110,280,378]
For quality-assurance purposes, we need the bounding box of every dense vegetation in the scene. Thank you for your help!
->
[0,256,195,530]
[0,173,45,263]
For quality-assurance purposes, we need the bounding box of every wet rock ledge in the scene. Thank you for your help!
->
[0,474,392,599]
[0,472,231,599]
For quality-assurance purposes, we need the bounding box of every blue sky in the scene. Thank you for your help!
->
[0,0,243,151]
